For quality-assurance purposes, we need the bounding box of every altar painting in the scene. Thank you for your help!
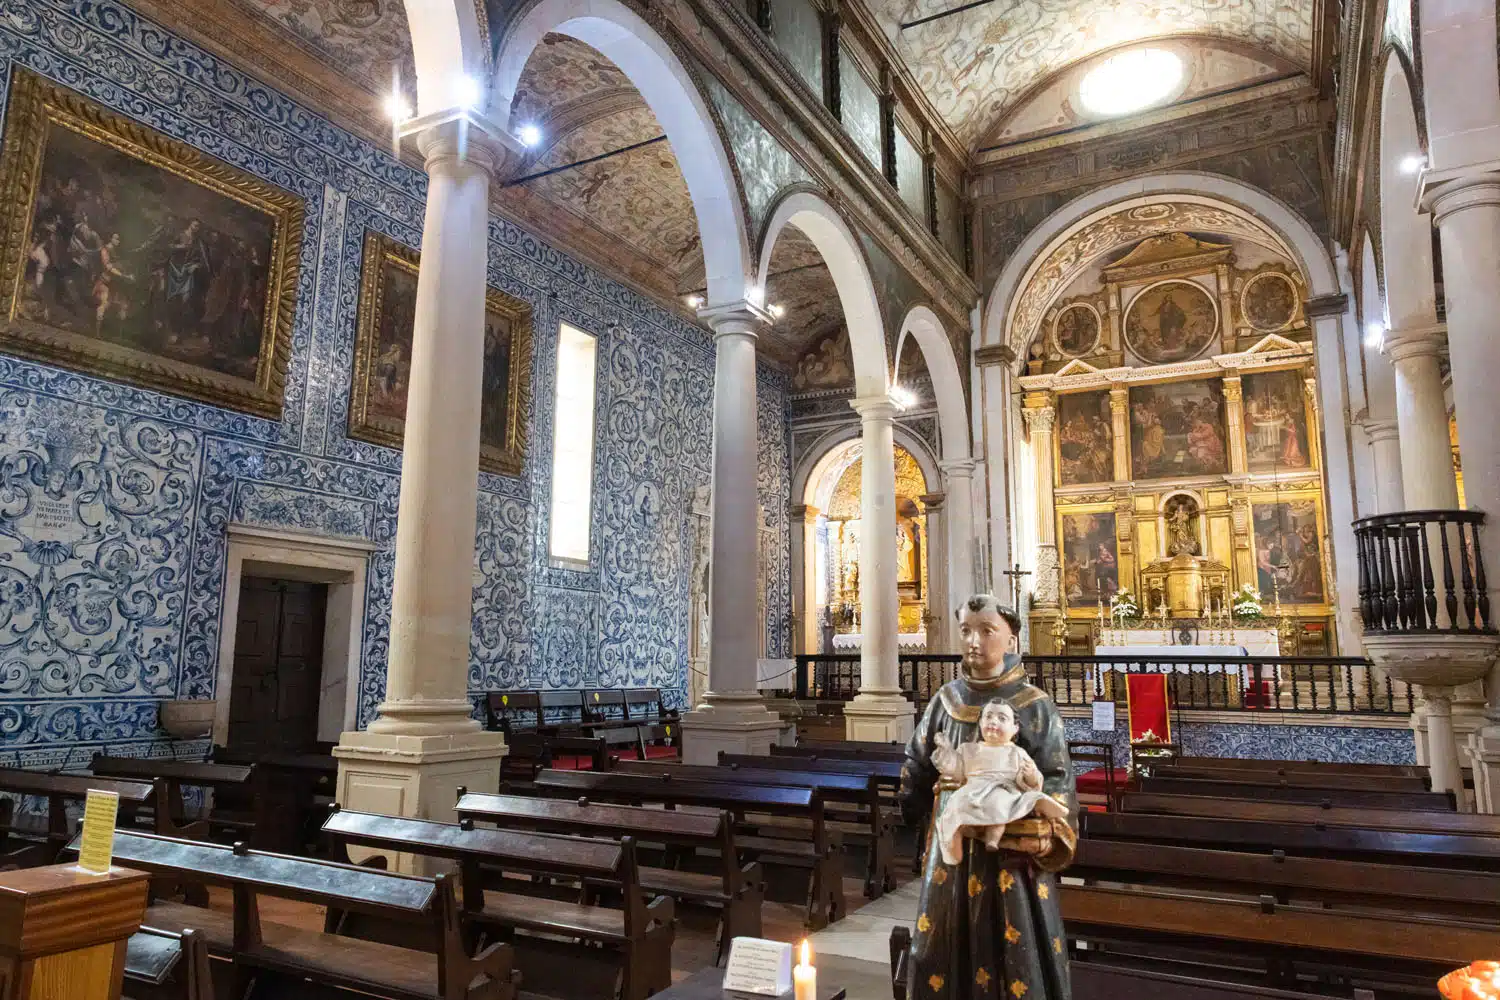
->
[1129,380,1228,479]
[1124,280,1218,363]
[1252,500,1324,603]
[1061,511,1119,605]
[1057,391,1112,485]
[1241,369,1310,472]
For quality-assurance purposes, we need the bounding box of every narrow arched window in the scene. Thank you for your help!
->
[548,322,598,566]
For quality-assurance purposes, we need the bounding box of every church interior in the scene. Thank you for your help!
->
[0,0,1498,997]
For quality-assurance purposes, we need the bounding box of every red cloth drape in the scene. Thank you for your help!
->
[1125,673,1171,743]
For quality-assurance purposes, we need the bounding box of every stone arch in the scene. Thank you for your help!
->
[759,190,889,398]
[401,0,492,115]
[489,0,751,304]
[894,305,971,462]
[1379,57,1440,331]
[793,424,940,510]
[1415,0,1500,170]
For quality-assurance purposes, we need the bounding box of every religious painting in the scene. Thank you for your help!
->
[1252,500,1324,603]
[1129,379,1228,479]
[0,68,303,418]
[349,231,532,476]
[1061,511,1120,605]
[1124,279,1219,364]
[1242,271,1299,332]
[1052,303,1100,356]
[1057,391,1113,485]
[1242,369,1311,472]
[792,328,854,391]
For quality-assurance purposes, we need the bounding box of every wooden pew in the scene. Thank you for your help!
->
[454,790,761,963]
[89,755,257,843]
[1122,791,1495,835]
[776,741,905,762]
[1083,809,1500,870]
[530,769,843,928]
[1153,762,1431,792]
[124,926,215,1000]
[1172,755,1425,778]
[718,752,903,791]
[1059,882,1497,992]
[0,768,162,866]
[323,807,673,1000]
[611,759,893,898]
[77,829,516,1000]
[209,748,339,854]
[1137,774,1453,810]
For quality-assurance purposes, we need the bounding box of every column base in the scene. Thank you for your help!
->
[333,727,507,872]
[678,694,786,764]
[844,692,916,744]
[1467,723,1500,814]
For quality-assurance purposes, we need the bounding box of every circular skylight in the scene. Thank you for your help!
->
[1079,49,1185,116]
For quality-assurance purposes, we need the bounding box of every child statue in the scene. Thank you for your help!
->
[932,700,1069,866]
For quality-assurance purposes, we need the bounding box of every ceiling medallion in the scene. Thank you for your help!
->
[1079,49,1185,117]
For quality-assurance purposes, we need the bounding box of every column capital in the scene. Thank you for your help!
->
[1023,404,1055,435]
[698,300,773,340]
[408,112,525,178]
[1421,170,1500,222]
[1303,292,1350,319]
[919,492,947,509]
[974,343,1018,368]
[789,503,821,523]
[1222,373,1243,401]
[850,394,898,422]
[1382,323,1448,363]
[1360,417,1401,445]
[938,457,976,477]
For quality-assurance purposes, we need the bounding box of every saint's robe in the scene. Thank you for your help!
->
[900,655,1078,1000]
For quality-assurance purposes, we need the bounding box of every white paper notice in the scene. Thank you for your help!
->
[723,937,793,996]
[1092,701,1116,731]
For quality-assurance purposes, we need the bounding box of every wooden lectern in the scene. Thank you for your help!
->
[0,865,149,1000]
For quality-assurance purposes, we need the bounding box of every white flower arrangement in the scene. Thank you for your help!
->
[1108,588,1141,621]
[1230,583,1264,620]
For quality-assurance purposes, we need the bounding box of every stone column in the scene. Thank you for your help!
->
[1223,374,1248,475]
[920,492,949,651]
[789,504,822,655]
[1362,418,1405,513]
[1023,393,1059,608]
[678,302,784,762]
[844,394,914,742]
[334,119,513,857]
[1382,325,1458,510]
[1108,386,1130,482]
[939,458,977,604]
[1429,176,1500,810]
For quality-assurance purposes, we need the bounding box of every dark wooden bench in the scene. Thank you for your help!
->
[1172,755,1426,778]
[718,752,903,791]
[1153,762,1431,792]
[0,768,164,867]
[1121,791,1491,834]
[90,755,259,843]
[124,926,215,1000]
[612,759,892,898]
[211,748,340,854]
[323,807,671,1000]
[777,741,905,763]
[75,829,516,1000]
[530,768,843,928]
[455,790,760,963]
[1137,774,1453,810]
[1069,740,1119,809]
[1083,809,1500,870]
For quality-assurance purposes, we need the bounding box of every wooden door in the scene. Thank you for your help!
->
[228,577,327,753]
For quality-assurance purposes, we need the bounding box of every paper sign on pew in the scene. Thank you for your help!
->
[723,937,793,996]
[76,789,119,873]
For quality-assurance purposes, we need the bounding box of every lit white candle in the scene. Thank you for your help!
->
[794,940,816,1000]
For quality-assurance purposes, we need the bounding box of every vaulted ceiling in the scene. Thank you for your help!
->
[866,0,1318,148]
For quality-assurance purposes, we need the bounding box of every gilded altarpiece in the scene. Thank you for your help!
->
[1018,232,1334,653]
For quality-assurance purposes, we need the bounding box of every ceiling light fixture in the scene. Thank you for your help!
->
[518,124,542,147]
[1399,154,1427,175]
[1079,48,1184,117]
[890,385,917,410]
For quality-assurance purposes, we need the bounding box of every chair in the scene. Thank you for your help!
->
[1069,740,1118,810]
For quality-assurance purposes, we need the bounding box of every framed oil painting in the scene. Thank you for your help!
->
[1061,511,1120,605]
[1129,379,1228,480]
[1057,391,1113,485]
[1252,500,1324,603]
[1124,279,1218,364]
[0,68,303,418]
[349,231,532,476]
[1241,271,1299,332]
[1242,368,1311,472]
[1053,303,1100,357]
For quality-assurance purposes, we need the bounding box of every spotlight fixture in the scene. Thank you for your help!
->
[383,93,412,122]
[890,385,917,410]
[745,285,766,307]
[1399,154,1427,175]
[518,124,542,147]
[1364,321,1386,349]
[769,304,786,319]
[453,74,482,111]
[685,294,705,309]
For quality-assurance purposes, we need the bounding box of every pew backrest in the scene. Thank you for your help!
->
[91,756,255,793]
[717,752,902,788]
[455,790,722,845]
[532,768,819,814]
[779,741,904,762]
[611,760,878,805]
[1122,791,1492,835]
[484,691,541,734]
[1138,775,1453,811]
[1172,755,1425,778]
[1152,763,1430,792]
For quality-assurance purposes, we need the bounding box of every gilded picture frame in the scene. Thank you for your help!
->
[0,68,304,419]
[349,231,532,477]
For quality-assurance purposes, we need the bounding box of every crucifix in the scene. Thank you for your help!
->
[1001,563,1032,610]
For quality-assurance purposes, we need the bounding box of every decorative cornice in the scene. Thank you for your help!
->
[974,344,1016,368]
[1302,292,1349,318]
[1017,343,1313,392]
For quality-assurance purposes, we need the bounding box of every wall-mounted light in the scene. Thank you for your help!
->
[1399,154,1426,175]
[453,74,482,111]
[685,294,705,309]
[891,385,917,410]
[769,303,786,319]
[518,124,542,147]
[384,93,412,122]
[1364,321,1386,349]
[745,285,765,307]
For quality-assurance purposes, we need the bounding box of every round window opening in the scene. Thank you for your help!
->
[1079,49,1185,116]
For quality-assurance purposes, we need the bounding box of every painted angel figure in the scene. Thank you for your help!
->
[932,700,1069,865]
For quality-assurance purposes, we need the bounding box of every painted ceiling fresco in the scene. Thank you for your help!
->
[765,230,847,370]
[865,0,1315,147]
[233,0,412,80]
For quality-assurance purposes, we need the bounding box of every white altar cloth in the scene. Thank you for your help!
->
[1095,628,1280,655]
[832,632,927,651]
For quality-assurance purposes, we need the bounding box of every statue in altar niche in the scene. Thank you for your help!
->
[901,594,1077,999]
[1165,495,1201,556]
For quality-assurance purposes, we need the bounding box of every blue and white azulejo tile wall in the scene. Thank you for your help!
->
[0,0,791,765]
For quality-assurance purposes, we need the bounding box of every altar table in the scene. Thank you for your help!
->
[1094,645,1253,682]
[831,632,927,651]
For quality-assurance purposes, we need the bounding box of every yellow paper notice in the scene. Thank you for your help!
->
[77,789,119,873]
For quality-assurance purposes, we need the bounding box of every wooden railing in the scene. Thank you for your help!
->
[1354,509,1495,634]
[792,654,961,706]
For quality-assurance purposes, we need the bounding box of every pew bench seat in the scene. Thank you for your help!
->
[479,891,635,942]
